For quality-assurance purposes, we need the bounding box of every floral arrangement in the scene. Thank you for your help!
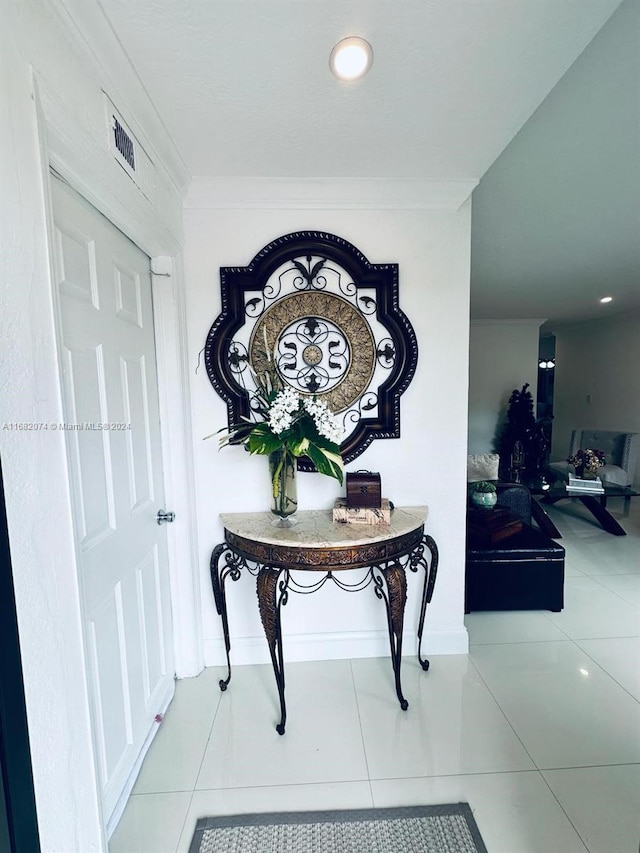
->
[214,364,344,492]
[567,447,606,473]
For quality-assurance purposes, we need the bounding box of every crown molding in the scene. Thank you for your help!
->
[471,319,547,326]
[185,177,478,211]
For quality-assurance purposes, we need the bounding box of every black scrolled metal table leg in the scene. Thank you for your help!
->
[414,534,439,672]
[257,566,289,735]
[210,544,231,691]
[210,543,242,692]
[374,563,409,711]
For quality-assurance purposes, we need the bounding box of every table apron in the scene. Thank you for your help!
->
[224,526,425,570]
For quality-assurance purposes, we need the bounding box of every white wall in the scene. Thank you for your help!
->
[551,311,640,481]
[468,321,543,455]
[0,2,187,849]
[185,179,474,668]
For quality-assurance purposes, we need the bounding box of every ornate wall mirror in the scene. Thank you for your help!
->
[205,231,418,467]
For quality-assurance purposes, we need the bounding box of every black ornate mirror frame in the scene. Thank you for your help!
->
[204,231,418,468]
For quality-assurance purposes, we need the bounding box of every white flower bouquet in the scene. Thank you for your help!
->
[215,366,344,488]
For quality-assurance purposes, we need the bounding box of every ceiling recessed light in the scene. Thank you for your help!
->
[600,296,613,304]
[329,37,373,81]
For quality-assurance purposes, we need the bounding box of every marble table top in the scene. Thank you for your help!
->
[220,506,428,549]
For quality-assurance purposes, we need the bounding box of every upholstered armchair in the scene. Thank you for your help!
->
[549,430,639,486]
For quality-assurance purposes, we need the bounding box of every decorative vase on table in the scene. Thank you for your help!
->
[574,465,597,480]
[472,491,498,509]
[471,481,498,510]
[269,449,298,526]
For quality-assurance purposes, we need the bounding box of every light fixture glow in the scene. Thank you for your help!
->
[599,296,613,304]
[330,37,373,81]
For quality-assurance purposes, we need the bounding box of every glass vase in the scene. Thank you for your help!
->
[268,449,298,526]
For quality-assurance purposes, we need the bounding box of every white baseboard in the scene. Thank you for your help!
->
[106,678,175,839]
[203,627,468,668]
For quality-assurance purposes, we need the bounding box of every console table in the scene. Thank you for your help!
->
[210,507,438,734]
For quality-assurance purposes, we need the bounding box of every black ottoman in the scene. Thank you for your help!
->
[465,523,565,613]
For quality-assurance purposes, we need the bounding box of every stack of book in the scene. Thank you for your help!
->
[467,506,523,545]
[333,497,391,525]
[566,474,605,494]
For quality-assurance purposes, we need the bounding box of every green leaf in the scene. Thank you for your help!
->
[289,436,309,457]
[305,444,344,485]
[247,430,282,456]
[311,434,342,455]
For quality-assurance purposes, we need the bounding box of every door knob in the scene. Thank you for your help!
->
[157,509,175,525]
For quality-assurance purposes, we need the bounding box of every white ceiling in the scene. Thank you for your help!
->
[94,0,638,326]
[97,0,621,180]
[470,0,640,331]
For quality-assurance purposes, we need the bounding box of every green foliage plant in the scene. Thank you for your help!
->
[208,357,344,490]
[473,481,497,494]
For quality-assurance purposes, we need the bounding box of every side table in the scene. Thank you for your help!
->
[210,507,438,734]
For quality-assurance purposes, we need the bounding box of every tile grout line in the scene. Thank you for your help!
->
[465,643,594,850]
[579,570,640,601]
[174,790,196,853]
[174,672,226,853]
[349,659,376,807]
[465,650,551,773]
[570,638,640,705]
[537,771,591,853]
[190,671,227,795]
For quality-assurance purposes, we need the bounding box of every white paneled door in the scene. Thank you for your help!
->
[50,176,175,822]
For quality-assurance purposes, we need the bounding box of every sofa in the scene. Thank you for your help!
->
[465,482,565,613]
[549,430,639,486]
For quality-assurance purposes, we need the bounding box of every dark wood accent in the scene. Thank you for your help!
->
[540,485,640,536]
[575,494,628,536]
[225,527,424,571]
[530,497,563,539]
[346,471,382,508]
[0,459,41,853]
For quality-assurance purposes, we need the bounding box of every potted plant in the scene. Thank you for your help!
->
[471,481,498,509]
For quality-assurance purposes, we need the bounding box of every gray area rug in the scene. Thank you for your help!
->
[188,803,488,853]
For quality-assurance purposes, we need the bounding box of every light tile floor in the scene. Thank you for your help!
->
[110,496,640,853]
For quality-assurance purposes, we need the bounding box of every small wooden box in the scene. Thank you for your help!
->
[346,471,382,509]
[333,498,391,525]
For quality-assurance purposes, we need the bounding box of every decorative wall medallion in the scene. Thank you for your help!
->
[250,292,376,412]
[205,231,418,467]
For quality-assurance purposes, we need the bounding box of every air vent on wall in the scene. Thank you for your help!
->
[113,116,136,171]
[103,93,155,203]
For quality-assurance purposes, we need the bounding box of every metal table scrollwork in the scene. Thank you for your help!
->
[210,507,438,735]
